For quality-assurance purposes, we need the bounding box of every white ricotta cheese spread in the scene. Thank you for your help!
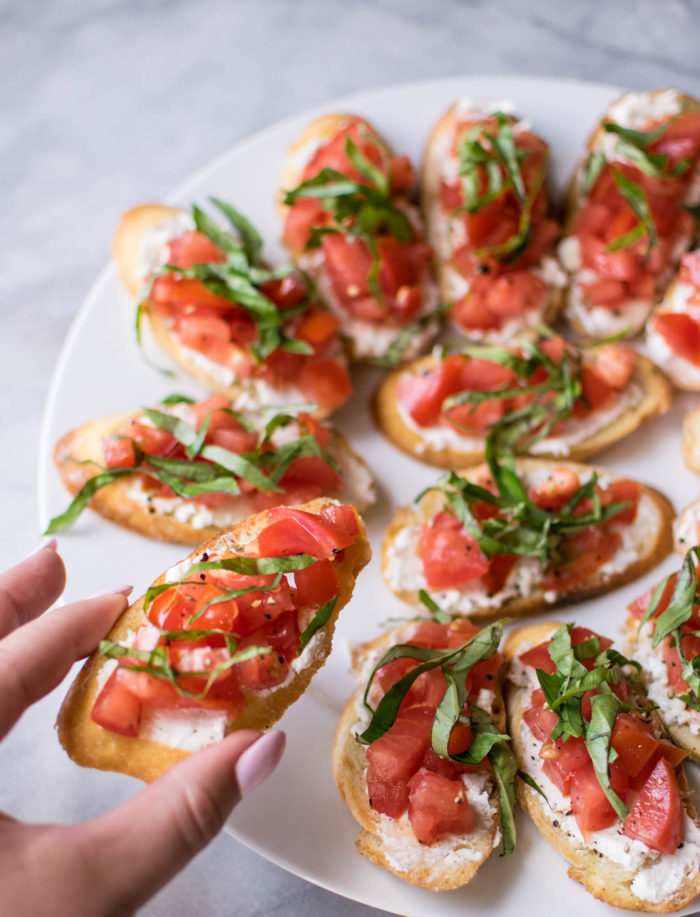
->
[673,500,700,551]
[635,621,700,737]
[136,211,195,282]
[647,280,700,389]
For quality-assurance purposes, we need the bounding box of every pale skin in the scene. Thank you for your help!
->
[0,542,285,917]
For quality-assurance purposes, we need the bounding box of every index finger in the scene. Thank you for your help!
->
[0,590,129,739]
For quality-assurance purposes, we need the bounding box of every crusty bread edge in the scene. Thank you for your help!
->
[56,497,372,783]
[682,405,700,474]
[373,352,672,469]
[381,458,675,623]
[503,621,700,913]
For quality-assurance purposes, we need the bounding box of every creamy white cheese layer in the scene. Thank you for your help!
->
[513,646,700,904]
[635,621,700,737]
[647,280,700,389]
[136,211,195,283]
[397,374,643,459]
[674,500,700,551]
[593,90,682,162]
[384,471,661,614]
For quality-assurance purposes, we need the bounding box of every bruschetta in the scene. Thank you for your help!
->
[333,613,515,889]
[113,199,353,416]
[47,394,375,543]
[375,331,671,469]
[57,498,371,782]
[627,547,700,764]
[421,98,566,341]
[279,113,441,363]
[504,621,700,912]
[559,89,700,339]
[382,457,673,621]
[647,251,700,389]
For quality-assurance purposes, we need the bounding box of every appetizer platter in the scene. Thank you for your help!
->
[38,76,700,917]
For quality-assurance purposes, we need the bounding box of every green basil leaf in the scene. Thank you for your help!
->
[209,197,264,265]
[586,689,629,821]
[44,468,137,534]
[298,594,337,652]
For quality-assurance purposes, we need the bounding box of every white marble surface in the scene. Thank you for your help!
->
[3,1,700,914]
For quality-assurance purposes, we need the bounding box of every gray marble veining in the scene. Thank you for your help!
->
[2,1,700,914]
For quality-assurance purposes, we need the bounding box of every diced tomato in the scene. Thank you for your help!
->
[623,757,683,854]
[581,278,628,309]
[167,230,226,268]
[407,769,473,844]
[680,250,700,288]
[570,760,629,840]
[258,272,310,310]
[417,512,489,589]
[254,506,355,559]
[541,527,621,592]
[397,356,464,427]
[530,466,581,512]
[653,312,700,366]
[297,358,353,411]
[390,154,414,193]
[91,669,141,737]
[611,713,660,778]
[150,274,231,309]
[520,627,611,675]
[283,198,325,253]
[124,421,178,458]
[480,554,517,595]
[452,291,501,331]
[602,478,640,525]
[294,309,340,353]
[662,630,700,694]
[262,611,300,660]
[320,503,360,537]
[523,697,559,744]
[235,641,289,690]
[541,735,589,796]
[292,557,338,609]
[102,435,137,468]
[589,343,635,390]
[280,455,343,494]
[366,706,433,817]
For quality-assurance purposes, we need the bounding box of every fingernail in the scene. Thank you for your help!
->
[88,584,134,599]
[24,537,57,560]
[234,730,286,798]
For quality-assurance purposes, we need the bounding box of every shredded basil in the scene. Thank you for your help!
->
[298,594,338,652]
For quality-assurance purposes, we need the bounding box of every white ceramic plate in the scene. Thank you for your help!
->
[38,76,700,917]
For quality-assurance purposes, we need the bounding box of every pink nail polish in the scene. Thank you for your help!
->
[88,584,134,599]
[234,730,286,798]
[24,537,58,560]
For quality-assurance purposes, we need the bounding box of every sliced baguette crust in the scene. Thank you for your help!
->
[374,352,672,469]
[682,404,700,474]
[279,113,440,363]
[625,615,700,766]
[112,203,183,297]
[562,90,700,337]
[382,459,674,623]
[421,102,562,336]
[504,622,700,913]
[331,624,502,890]
[57,498,371,783]
[112,204,343,418]
[53,413,375,544]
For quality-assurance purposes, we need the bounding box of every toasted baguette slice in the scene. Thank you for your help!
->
[51,409,375,544]
[646,260,700,391]
[332,621,503,890]
[113,204,349,418]
[682,404,700,475]
[626,614,700,766]
[421,99,565,341]
[560,89,700,339]
[374,350,671,469]
[504,622,700,913]
[279,113,441,363]
[57,498,371,783]
[382,459,674,622]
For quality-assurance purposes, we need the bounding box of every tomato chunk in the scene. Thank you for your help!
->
[623,757,683,854]
[417,512,489,589]
[91,669,141,737]
[407,769,473,844]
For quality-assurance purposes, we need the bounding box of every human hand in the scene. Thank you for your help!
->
[0,541,285,917]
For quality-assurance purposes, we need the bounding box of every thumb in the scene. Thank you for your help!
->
[76,729,285,913]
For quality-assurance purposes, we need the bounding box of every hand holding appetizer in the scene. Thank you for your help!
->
[0,543,285,916]
[376,330,670,468]
[333,610,515,889]
[48,393,374,543]
[647,250,700,389]
[113,199,353,415]
[505,621,700,912]
[560,89,700,339]
[280,114,441,363]
[422,98,566,340]
[58,499,371,781]
[383,454,673,620]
